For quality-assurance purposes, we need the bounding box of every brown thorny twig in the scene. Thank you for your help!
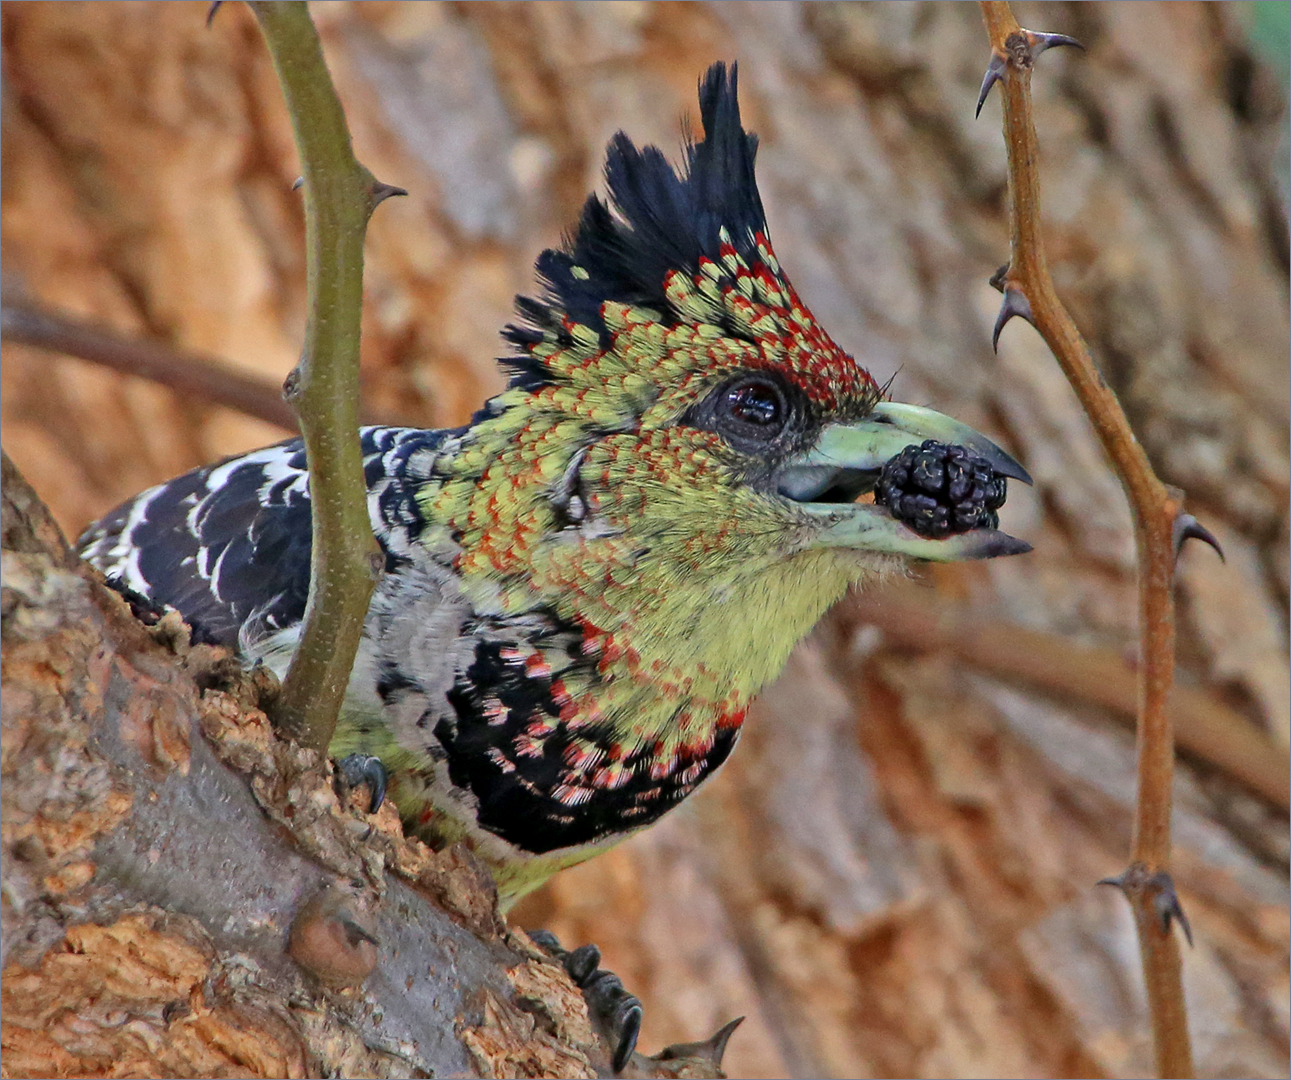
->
[977,3,1217,1076]
[245,0,404,751]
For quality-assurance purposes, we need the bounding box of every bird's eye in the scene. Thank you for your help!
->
[684,372,798,452]
[727,383,782,427]
[713,376,789,445]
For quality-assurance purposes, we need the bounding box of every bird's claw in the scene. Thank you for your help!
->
[531,933,644,1075]
[336,753,388,814]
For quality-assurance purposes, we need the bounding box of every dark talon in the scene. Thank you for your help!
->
[610,998,643,1074]
[336,753,388,813]
[575,956,644,1072]
[526,927,561,953]
[206,1,223,28]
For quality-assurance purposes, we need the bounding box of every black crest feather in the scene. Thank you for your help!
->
[502,63,767,388]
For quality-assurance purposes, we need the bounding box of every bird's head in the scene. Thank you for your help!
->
[425,63,1029,708]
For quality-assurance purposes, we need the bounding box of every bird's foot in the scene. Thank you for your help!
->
[528,929,642,1075]
[335,753,388,814]
[528,929,743,1078]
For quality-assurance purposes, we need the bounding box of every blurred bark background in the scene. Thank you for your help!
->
[2,2,1287,1077]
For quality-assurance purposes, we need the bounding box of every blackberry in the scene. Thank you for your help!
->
[876,440,1008,539]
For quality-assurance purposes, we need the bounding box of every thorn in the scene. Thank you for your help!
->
[1097,865,1193,947]
[370,180,409,208]
[1026,31,1085,59]
[1153,876,1194,948]
[658,1016,746,1068]
[702,1015,744,1068]
[291,176,304,192]
[206,1,223,28]
[975,52,1008,118]
[1173,514,1224,564]
[992,286,1034,352]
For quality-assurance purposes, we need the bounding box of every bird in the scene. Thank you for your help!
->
[78,62,1030,919]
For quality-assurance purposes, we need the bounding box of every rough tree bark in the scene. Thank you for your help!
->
[2,3,1287,1078]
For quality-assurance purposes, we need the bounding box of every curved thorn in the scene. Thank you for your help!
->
[1173,513,1224,563]
[657,1015,746,1066]
[992,286,1034,352]
[701,1016,745,1067]
[976,52,1008,118]
[370,181,409,208]
[1027,31,1086,58]
[206,1,223,28]
[1154,879,1194,948]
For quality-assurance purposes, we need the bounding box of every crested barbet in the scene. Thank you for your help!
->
[78,64,1031,911]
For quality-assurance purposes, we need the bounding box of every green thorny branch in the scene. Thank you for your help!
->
[246,1,405,750]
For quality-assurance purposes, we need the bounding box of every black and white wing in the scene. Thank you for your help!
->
[77,427,449,650]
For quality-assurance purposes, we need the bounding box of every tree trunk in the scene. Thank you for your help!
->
[2,3,1286,1077]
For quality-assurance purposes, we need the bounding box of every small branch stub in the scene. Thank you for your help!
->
[288,887,380,988]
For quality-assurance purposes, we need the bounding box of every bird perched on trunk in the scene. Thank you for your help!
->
[79,63,1030,913]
